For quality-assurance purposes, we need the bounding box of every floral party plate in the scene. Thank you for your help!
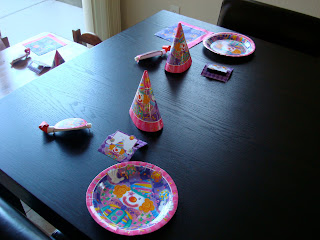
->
[86,161,178,236]
[203,32,255,57]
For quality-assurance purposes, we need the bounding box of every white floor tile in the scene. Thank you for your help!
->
[0,0,85,45]
[0,0,46,18]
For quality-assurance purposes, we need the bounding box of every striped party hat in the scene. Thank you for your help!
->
[165,22,192,73]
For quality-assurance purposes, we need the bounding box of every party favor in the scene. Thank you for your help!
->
[165,22,192,73]
[201,63,233,82]
[52,50,65,68]
[27,60,51,75]
[129,70,163,132]
[39,118,91,134]
[98,131,147,162]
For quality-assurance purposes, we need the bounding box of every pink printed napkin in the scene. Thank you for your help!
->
[98,131,147,162]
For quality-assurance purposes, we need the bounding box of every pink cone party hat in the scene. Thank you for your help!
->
[129,70,163,132]
[165,23,192,73]
[52,50,65,68]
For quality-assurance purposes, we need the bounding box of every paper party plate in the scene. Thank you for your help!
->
[203,32,255,57]
[86,161,178,236]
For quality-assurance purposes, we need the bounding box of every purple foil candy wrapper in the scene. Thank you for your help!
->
[98,131,147,162]
[201,63,233,82]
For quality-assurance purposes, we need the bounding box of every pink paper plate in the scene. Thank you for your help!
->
[86,161,178,236]
[203,32,255,57]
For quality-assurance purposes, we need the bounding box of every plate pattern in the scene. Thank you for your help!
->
[203,32,255,57]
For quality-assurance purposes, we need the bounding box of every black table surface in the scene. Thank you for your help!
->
[1,10,319,240]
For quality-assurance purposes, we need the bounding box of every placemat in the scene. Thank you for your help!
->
[155,21,213,48]
[23,34,67,56]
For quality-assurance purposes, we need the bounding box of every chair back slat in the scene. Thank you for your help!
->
[72,29,102,47]
[217,0,320,56]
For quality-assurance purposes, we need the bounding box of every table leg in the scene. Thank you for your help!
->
[0,183,26,215]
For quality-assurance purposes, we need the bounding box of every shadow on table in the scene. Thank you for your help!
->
[138,127,163,139]
[127,127,163,161]
[42,129,93,155]
[164,68,189,95]
[11,58,31,70]
[136,56,166,72]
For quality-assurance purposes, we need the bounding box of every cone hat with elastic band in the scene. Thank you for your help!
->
[165,22,192,73]
[129,70,163,132]
[52,50,65,68]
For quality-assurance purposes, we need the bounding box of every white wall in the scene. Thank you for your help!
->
[120,0,320,30]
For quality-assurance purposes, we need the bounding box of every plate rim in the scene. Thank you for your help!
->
[86,161,179,236]
[203,31,256,57]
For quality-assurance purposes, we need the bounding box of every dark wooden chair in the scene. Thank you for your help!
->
[0,185,69,240]
[72,29,102,47]
[0,31,10,50]
[1,36,10,48]
[0,196,51,240]
[217,0,320,56]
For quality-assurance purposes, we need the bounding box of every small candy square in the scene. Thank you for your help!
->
[201,63,233,82]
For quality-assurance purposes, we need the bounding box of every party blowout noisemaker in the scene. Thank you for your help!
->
[39,118,92,134]
[134,45,171,62]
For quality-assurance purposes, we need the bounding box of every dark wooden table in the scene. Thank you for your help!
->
[0,10,319,240]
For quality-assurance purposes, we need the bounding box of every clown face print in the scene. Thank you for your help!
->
[109,143,125,155]
[99,181,156,229]
[100,131,138,162]
[120,190,145,209]
[136,91,144,104]
[105,142,126,161]
[211,40,245,55]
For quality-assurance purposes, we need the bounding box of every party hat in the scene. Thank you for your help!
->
[165,23,192,73]
[129,70,163,132]
[52,50,65,68]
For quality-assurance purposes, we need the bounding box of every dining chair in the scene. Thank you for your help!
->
[217,0,320,56]
[72,29,102,47]
[0,31,10,50]
[0,195,51,240]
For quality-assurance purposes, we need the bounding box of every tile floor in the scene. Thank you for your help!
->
[0,0,85,46]
[1,0,85,236]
